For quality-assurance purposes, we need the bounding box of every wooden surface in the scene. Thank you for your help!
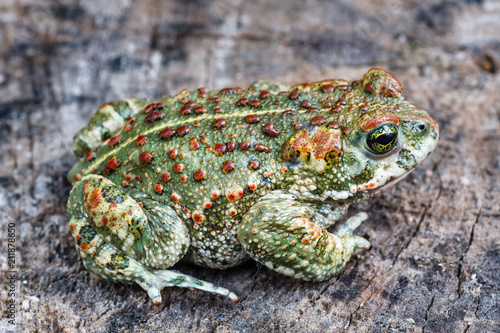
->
[0,1,499,332]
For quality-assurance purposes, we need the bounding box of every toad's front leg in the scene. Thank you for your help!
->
[67,175,238,304]
[237,197,370,281]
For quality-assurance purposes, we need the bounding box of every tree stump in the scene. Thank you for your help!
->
[0,1,498,332]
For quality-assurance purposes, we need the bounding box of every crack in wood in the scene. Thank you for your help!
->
[456,207,482,298]
[422,294,435,333]
[341,271,379,332]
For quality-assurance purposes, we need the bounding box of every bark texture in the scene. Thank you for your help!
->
[0,1,499,332]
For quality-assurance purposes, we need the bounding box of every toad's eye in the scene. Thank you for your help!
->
[365,123,398,154]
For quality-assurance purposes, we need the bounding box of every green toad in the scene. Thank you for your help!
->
[67,69,438,304]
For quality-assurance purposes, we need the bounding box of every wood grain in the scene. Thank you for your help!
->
[0,1,498,332]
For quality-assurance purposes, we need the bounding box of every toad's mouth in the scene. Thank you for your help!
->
[368,167,417,195]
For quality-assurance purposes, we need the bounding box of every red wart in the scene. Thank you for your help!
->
[360,68,402,98]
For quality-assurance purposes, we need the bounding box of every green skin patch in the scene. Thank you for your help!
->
[67,68,438,304]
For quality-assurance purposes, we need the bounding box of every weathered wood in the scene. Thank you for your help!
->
[0,1,498,332]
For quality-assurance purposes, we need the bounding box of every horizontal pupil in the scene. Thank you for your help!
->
[375,133,395,146]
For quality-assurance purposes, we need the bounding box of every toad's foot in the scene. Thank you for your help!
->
[336,212,371,250]
[139,269,239,305]
[74,238,239,304]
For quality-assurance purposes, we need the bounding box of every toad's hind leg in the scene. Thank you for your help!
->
[67,175,238,304]
[238,197,370,281]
